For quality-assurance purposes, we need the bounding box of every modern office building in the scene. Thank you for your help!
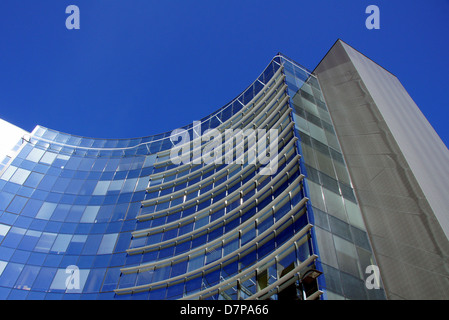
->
[0,40,448,300]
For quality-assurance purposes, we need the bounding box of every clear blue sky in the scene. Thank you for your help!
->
[0,0,448,147]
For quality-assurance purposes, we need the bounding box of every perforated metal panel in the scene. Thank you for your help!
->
[315,40,449,300]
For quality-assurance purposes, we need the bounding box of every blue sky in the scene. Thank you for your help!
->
[0,0,448,147]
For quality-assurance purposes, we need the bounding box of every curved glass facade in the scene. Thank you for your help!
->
[0,54,384,300]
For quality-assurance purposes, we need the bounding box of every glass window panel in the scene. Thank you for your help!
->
[51,234,72,253]
[6,196,28,214]
[83,268,105,293]
[340,183,356,203]
[314,227,338,269]
[351,226,371,251]
[37,175,57,191]
[184,275,201,295]
[102,267,121,291]
[82,234,102,255]
[308,123,328,145]
[329,215,352,241]
[307,181,325,212]
[36,202,57,220]
[79,180,96,196]
[78,158,95,171]
[152,265,171,282]
[320,172,340,194]
[50,268,90,292]
[0,224,17,246]
[18,229,41,251]
[80,206,100,223]
[97,233,118,254]
[24,172,44,188]
[64,157,82,170]
[52,177,70,193]
[66,235,87,255]
[64,205,84,223]
[321,263,343,295]
[315,150,335,178]
[14,265,40,290]
[241,226,256,246]
[340,269,367,300]
[334,235,357,259]
[51,204,71,222]
[0,223,11,237]
[1,166,17,181]
[92,159,108,172]
[122,178,137,193]
[0,261,7,277]
[66,179,84,195]
[53,154,70,167]
[171,259,188,277]
[35,232,57,253]
[194,216,208,230]
[40,152,58,165]
[223,236,238,256]
[32,267,57,291]
[203,268,220,288]
[333,235,360,277]
[108,180,124,193]
[188,253,204,272]
[205,246,222,265]
[334,162,351,185]
[325,131,340,150]
[26,148,45,162]
[135,177,149,191]
[345,200,365,230]
[0,262,23,287]
[294,114,310,135]
[10,168,31,185]
[323,189,347,221]
[312,207,329,231]
[0,192,14,212]
[93,181,110,196]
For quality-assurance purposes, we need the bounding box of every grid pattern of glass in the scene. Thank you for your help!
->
[280,55,386,300]
[0,57,323,300]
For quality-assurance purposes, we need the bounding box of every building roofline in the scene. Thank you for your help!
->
[312,38,398,78]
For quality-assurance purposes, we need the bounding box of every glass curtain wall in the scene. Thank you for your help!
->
[0,56,322,300]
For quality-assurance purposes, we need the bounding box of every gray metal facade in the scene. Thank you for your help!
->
[315,40,449,299]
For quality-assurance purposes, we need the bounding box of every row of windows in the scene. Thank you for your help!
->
[146,133,294,211]
[0,263,118,298]
[148,118,291,193]
[138,147,298,224]
[117,221,311,294]
[1,188,143,222]
[17,143,155,171]
[1,165,149,196]
[0,227,118,255]
[129,173,303,257]
[150,87,289,180]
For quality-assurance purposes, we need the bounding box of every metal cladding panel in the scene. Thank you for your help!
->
[315,40,449,299]
[340,41,449,240]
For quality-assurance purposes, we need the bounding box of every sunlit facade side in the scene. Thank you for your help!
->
[281,55,385,300]
[0,53,385,300]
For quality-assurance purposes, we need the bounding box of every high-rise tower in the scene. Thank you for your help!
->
[0,40,447,300]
